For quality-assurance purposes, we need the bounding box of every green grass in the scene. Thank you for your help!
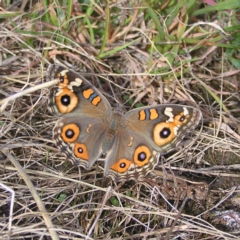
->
[0,0,240,239]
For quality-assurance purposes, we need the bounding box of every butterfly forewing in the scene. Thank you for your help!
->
[123,104,202,153]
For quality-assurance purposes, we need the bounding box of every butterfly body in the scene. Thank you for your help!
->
[48,64,202,181]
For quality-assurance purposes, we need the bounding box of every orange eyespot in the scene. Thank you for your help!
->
[74,143,89,160]
[55,88,79,113]
[111,158,132,173]
[57,72,69,88]
[61,124,80,143]
[174,112,189,125]
[153,122,176,146]
[133,146,151,166]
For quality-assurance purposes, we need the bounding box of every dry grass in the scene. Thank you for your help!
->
[0,1,240,239]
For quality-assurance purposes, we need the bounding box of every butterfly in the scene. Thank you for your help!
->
[47,64,202,181]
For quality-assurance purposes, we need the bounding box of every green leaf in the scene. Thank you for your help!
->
[109,196,119,207]
[193,0,240,16]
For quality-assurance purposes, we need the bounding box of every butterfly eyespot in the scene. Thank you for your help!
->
[59,74,69,84]
[153,122,176,146]
[174,112,190,125]
[74,143,89,160]
[61,94,70,106]
[66,129,74,138]
[120,162,126,168]
[134,146,151,166]
[61,123,80,142]
[111,158,132,173]
[160,127,171,138]
[138,152,146,161]
[179,116,185,122]
[57,70,70,88]
[55,88,79,113]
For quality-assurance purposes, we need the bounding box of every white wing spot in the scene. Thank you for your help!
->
[164,107,174,122]
[173,126,178,136]
[59,69,69,76]
[68,78,82,90]
[59,122,64,127]
[72,78,83,87]
[129,163,135,170]
[183,107,189,116]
